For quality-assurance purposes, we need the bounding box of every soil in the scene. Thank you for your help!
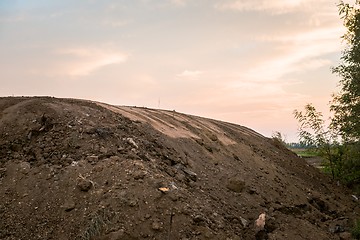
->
[0,96,359,240]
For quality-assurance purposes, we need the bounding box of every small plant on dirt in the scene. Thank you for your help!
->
[79,208,111,240]
[271,131,287,145]
[352,219,360,239]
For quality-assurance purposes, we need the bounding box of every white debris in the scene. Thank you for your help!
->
[70,161,79,167]
[124,137,138,148]
[254,213,266,231]
[352,195,358,201]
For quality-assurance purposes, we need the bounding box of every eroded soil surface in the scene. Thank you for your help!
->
[0,97,359,240]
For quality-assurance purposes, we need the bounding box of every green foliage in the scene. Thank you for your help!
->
[293,104,334,147]
[352,219,360,239]
[294,104,340,179]
[331,0,360,142]
[293,1,360,189]
[341,142,360,190]
[294,104,360,188]
[271,131,287,145]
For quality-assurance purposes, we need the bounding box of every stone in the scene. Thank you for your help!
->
[329,224,345,234]
[93,164,104,172]
[0,168,6,178]
[239,216,248,227]
[226,177,246,193]
[183,168,197,181]
[62,199,76,212]
[128,198,138,207]
[339,232,352,240]
[18,161,31,174]
[98,229,126,240]
[76,177,93,192]
[86,155,98,164]
[151,220,163,231]
[254,213,266,231]
[110,156,121,161]
[193,215,206,226]
[124,137,138,148]
[208,133,218,142]
[133,170,147,180]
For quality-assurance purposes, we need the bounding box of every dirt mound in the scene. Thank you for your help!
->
[0,97,358,240]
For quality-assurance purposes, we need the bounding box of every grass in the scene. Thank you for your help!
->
[289,148,319,158]
[79,208,111,240]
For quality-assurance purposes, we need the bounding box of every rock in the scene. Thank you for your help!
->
[76,177,93,192]
[183,168,197,181]
[197,226,214,238]
[93,164,104,172]
[0,168,6,178]
[208,133,218,142]
[100,146,109,154]
[352,195,359,202]
[255,213,266,232]
[193,215,206,226]
[329,224,345,233]
[110,155,121,161]
[86,155,99,164]
[339,232,352,240]
[169,191,181,201]
[62,199,76,212]
[128,198,138,207]
[151,220,163,231]
[226,177,246,193]
[158,187,170,193]
[239,216,248,227]
[124,137,138,148]
[247,187,258,195]
[18,162,31,174]
[95,229,126,240]
[133,170,147,180]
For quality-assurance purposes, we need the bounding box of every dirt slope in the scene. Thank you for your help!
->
[0,97,358,240]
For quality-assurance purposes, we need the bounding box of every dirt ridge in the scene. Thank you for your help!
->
[0,96,358,240]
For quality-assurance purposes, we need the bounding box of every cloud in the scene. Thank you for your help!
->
[177,70,203,79]
[102,19,129,28]
[214,0,333,14]
[258,27,344,43]
[247,26,343,81]
[0,15,26,23]
[170,0,187,7]
[54,47,128,76]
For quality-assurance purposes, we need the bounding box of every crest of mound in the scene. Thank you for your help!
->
[0,96,358,240]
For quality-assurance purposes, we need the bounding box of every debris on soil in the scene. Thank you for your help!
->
[0,96,359,240]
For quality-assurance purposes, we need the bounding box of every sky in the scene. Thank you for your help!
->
[0,0,351,142]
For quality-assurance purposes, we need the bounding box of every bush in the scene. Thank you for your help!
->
[352,219,360,239]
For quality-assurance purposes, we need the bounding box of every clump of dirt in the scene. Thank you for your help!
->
[0,96,359,240]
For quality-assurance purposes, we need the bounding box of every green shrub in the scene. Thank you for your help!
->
[352,219,360,239]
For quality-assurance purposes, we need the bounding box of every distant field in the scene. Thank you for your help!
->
[289,148,324,168]
[289,148,319,158]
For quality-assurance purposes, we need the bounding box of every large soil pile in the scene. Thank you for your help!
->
[0,97,359,240]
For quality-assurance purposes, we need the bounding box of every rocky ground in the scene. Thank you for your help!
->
[0,96,359,240]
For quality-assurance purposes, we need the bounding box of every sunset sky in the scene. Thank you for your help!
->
[0,0,350,142]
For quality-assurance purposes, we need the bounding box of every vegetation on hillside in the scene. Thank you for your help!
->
[294,0,360,191]
[294,4,360,236]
